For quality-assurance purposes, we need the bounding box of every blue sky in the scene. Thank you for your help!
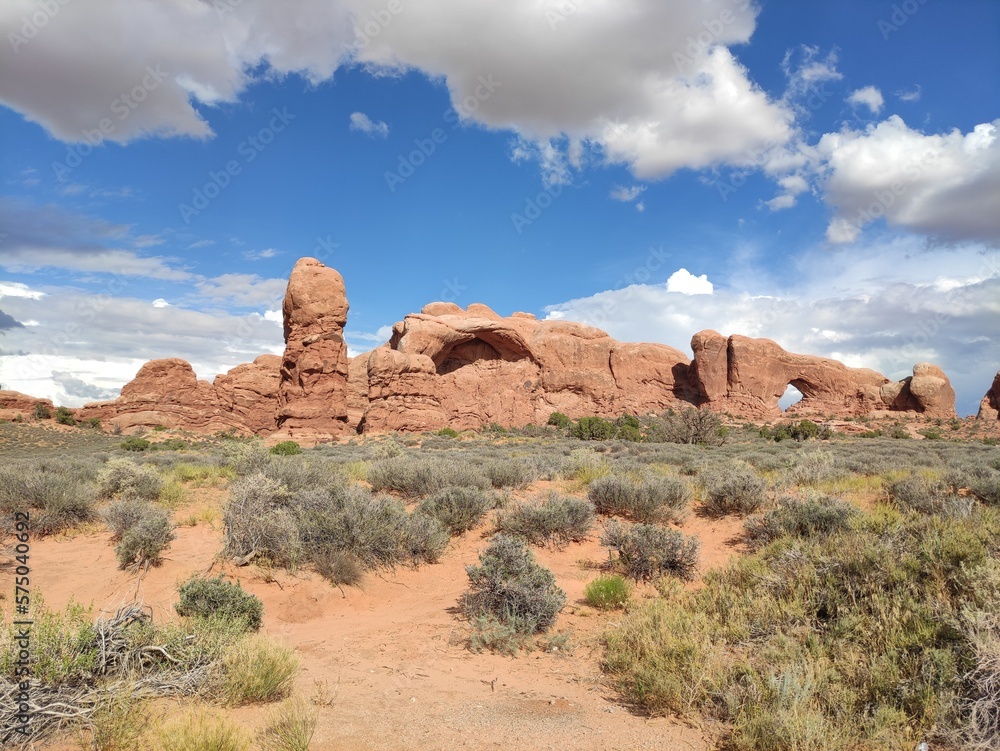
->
[0,0,998,414]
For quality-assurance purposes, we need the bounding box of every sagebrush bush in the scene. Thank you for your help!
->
[367,456,489,497]
[269,441,302,456]
[584,574,632,610]
[175,576,264,631]
[120,437,150,452]
[494,495,595,546]
[887,474,967,515]
[642,408,726,446]
[701,461,767,516]
[587,474,691,522]
[462,535,566,635]
[114,506,174,569]
[601,521,700,581]
[0,460,96,536]
[313,548,365,587]
[484,458,535,489]
[743,494,858,550]
[416,485,495,535]
[98,457,163,501]
[223,474,298,565]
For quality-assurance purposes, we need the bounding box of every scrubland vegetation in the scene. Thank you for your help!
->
[2,412,1000,749]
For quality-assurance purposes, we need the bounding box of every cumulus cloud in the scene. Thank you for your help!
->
[545,239,1000,415]
[195,274,288,308]
[847,86,884,115]
[817,116,1000,245]
[896,85,922,103]
[0,308,24,330]
[349,111,389,138]
[0,281,46,300]
[242,248,281,261]
[0,0,354,143]
[666,269,714,295]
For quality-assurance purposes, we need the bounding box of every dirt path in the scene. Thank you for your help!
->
[11,498,744,750]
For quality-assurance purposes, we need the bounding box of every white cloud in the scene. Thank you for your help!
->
[666,268,714,295]
[610,185,645,202]
[544,239,1000,415]
[243,248,281,261]
[817,116,1000,245]
[0,281,46,300]
[635,201,645,213]
[847,86,884,115]
[0,0,354,143]
[349,111,389,138]
[195,274,288,308]
[263,309,283,323]
[151,298,171,308]
[896,85,922,103]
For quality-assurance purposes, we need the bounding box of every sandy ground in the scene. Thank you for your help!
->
[5,488,746,751]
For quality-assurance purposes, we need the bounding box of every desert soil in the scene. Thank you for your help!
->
[9,487,746,751]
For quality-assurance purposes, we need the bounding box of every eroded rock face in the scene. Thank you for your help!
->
[689,331,957,419]
[275,257,351,439]
[0,390,55,421]
[77,359,244,432]
[359,305,694,432]
[213,354,282,434]
[979,372,1000,420]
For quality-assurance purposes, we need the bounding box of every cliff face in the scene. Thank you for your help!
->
[979,371,1000,421]
[73,258,959,438]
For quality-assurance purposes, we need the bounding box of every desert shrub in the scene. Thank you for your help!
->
[152,438,191,451]
[33,402,52,419]
[403,512,450,565]
[436,427,460,438]
[547,412,571,430]
[462,535,566,635]
[701,461,767,517]
[223,474,298,565]
[494,495,595,547]
[601,521,700,581]
[226,439,272,476]
[466,613,530,655]
[259,698,318,751]
[313,549,365,587]
[416,485,495,535]
[269,441,302,456]
[562,447,610,483]
[587,474,691,522]
[97,457,163,501]
[367,456,489,497]
[154,712,250,751]
[120,437,150,452]
[642,408,727,446]
[584,574,632,610]
[920,428,943,440]
[887,475,962,515]
[484,458,535,489]
[891,428,912,439]
[55,406,76,425]
[175,576,263,631]
[0,460,96,536]
[782,449,846,487]
[221,634,298,705]
[114,506,174,569]
[101,497,150,541]
[572,416,618,441]
[969,472,1000,506]
[743,494,859,550]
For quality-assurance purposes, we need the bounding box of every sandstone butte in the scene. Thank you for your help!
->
[979,371,1000,421]
[2,257,979,440]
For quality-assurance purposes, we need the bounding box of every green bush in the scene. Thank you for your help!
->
[416,485,495,535]
[701,461,767,517]
[120,437,151,452]
[462,535,566,635]
[34,402,52,420]
[269,441,302,456]
[572,416,618,441]
[587,474,691,522]
[175,576,264,631]
[114,506,174,569]
[221,635,298,705]
[547,412,571,430]
[436,427,460,439]
[55,406,76,426]
[584,574,632,610]
[97,457,163,501]
[601,521,700,581]
[494,495,595,547]
[920,428,943,440]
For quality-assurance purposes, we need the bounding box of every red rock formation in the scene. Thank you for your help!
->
[359,303,694,432]
[979,371,1000,420]
[275,257,350,439]
[213,354,281,434]
[76,359,245,432]
[689,330,957,419]
[0,390,55,421]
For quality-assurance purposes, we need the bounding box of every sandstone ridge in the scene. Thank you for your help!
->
[72,258,957,438]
